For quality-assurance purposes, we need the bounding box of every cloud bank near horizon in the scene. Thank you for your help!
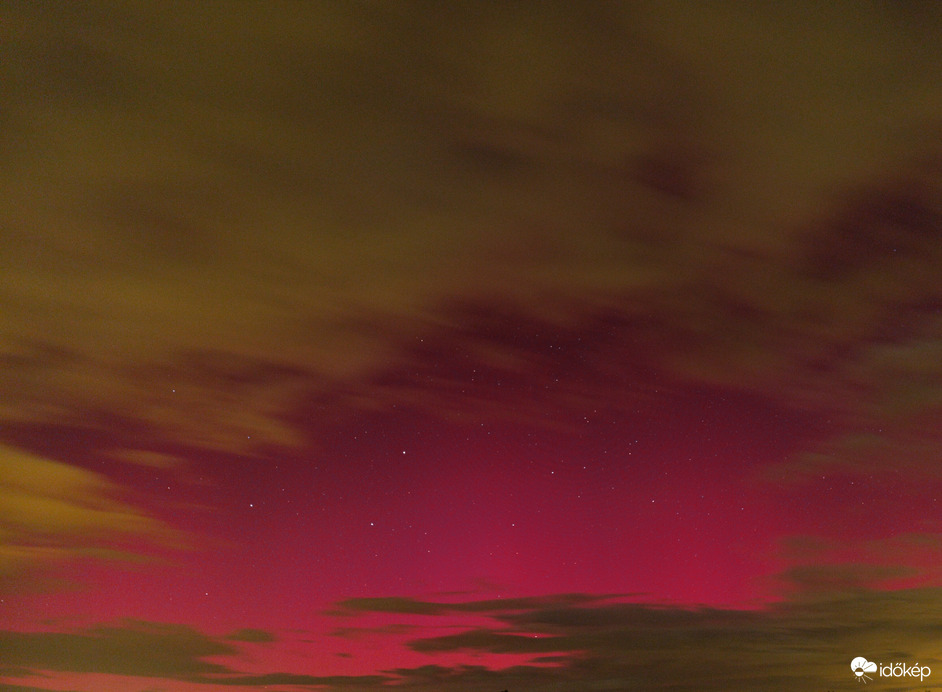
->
[4,588,942,692]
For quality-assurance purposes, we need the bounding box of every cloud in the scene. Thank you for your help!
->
[1,2,940,471]
[223,629,276,643]
[334,593,608,617]
[0,446,180,593]
[6,590,942,691]
[191,672,392,688]
[409,629,571,655]
[0,621,235,679]
[770,531,942,602]
[345,589,942,691]
[778,563,920,596]
[760,421,942,485]
[780,532,942,563]
[0,621,390,690]
[332,596,452,617]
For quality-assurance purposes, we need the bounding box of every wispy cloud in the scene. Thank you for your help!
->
[0,446,181,593]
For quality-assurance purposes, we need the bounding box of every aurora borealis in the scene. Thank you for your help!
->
[2,2,942,690]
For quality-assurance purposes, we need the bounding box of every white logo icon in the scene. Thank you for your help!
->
[851,657,877,683]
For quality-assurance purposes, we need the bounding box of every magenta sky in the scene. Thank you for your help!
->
[2,3,942,691]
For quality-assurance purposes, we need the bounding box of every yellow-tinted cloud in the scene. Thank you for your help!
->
[0,620,234,679]
[0,446,179,592]
[0,2,940,467]
[778,563,920,596]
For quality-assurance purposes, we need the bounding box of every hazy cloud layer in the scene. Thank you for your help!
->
[1,1,940,467]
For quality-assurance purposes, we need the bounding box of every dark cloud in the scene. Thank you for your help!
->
[770,531,942,602]
[0,621,391,690]
[779,563,920,596]
[334,593,611,616]
[192,672,392,688]
[224,628,276,643]
[410,629,569,655]
[384,663,551,691]
[330,623,420,641]
[5,590,942,691]
[332,596,451,616]
[0,621,235,679]
[798,161,942,282]
[352,589,942,691]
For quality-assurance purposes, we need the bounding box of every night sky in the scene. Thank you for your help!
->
[2,3,942,691]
